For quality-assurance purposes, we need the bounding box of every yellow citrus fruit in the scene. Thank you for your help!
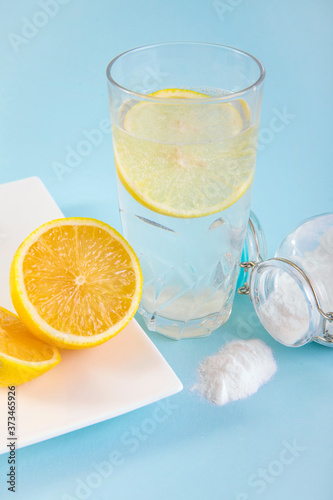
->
[113,88,257,218]
[10,218,143,349]
[0,306,60,386]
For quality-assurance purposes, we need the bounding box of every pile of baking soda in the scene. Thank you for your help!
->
[192,339,277,406]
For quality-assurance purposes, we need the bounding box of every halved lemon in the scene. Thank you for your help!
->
[113,88,257,218]
[0,307,60,386]
[10,218,143,349]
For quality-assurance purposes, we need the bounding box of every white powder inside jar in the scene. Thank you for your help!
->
[258,273,310,346]
[192,339,277,406]
[259,226,333,346]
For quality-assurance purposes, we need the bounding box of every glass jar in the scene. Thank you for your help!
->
[239,212,333,347]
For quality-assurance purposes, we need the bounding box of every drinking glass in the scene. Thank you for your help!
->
[106,42,265,339]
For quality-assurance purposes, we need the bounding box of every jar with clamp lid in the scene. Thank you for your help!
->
[239,212,333,347]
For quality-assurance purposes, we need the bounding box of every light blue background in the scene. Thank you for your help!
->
[1,1,333,499]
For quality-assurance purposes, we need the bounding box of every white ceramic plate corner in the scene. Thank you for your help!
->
[0,177,182,454]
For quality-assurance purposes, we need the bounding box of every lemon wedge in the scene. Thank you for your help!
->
[0,307,60,386]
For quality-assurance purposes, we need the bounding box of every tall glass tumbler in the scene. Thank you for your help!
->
[106,42,265,340]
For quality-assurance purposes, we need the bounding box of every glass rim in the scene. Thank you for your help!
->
[106,41,266,103]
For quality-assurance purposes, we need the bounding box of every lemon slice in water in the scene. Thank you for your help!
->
[113,88,257,218]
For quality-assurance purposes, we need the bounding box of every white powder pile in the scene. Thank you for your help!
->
[192,339,277,406]
[260,226,333,346]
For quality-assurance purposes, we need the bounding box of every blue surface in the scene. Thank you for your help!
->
[1,1,333,499]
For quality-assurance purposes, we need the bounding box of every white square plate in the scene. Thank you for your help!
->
[0,177,182,454]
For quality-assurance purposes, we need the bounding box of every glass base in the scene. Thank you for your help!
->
[139,304,232,340]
